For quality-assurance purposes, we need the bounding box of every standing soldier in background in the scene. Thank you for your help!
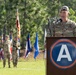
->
[0,36,3,60]
[3,35,10,68]
[12,36,18,67]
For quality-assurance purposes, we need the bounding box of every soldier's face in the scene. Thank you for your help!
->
[59,11,69,19]
[14,37,17,41]
[5,37,8,40]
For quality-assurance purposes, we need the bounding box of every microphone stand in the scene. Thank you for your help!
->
[47,18,55,37]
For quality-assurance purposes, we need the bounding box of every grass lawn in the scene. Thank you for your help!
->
[0,58,46,75]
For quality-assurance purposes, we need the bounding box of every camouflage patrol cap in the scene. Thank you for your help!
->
[14,36,17,39]
[60,6,69,12]
[13,36,17,40]
[5,35,9,38]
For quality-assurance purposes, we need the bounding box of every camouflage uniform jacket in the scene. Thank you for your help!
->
[3,40,9,53]
[47,19,76,37]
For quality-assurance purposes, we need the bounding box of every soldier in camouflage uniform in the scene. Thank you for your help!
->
[3,35,10,68]
[12,36,18,67]
[0,36,3,50]
[47,6,76,37]
[0,37,3,60]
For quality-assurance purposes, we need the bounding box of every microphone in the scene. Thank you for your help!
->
[56,18,62,24]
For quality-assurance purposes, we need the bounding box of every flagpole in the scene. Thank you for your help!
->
[44,29,47,59]
[35,58,36,61]
[16,9,18,59]
[16,9,21,59]
[16,8,18,42]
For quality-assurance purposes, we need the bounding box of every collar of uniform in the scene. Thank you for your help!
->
[62,19,70,23]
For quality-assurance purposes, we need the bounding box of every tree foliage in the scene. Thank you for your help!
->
[0,0,76,49]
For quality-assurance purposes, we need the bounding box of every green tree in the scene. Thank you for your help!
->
[0,0,76,49]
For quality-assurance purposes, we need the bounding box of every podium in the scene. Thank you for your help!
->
[46,37,76,75]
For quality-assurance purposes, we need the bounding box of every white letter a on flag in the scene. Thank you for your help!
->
[57,44,72,61]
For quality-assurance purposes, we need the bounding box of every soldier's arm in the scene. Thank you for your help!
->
[74,24,76,37]
[72,21,76,37]
[1,42,3,48]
